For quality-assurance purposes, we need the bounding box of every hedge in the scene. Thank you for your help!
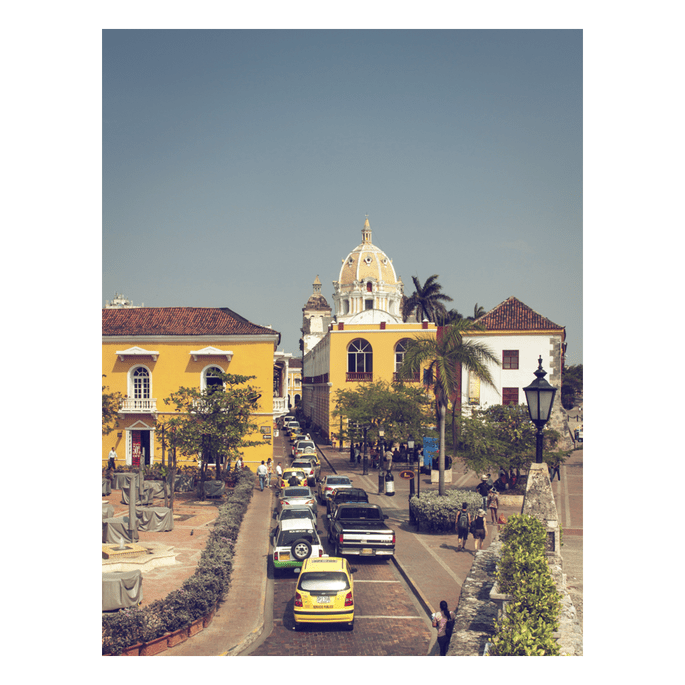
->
[409,489,483,533]
[487,514,562,656]
[102,468,255,655]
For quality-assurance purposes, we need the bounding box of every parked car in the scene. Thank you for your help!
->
[289,433,308,448]
[317,475,352,504]
[276,485,318,518]
[280,468,308,489]
[294,556,355,630]
[272,519,324,574]
[326,486,369,516]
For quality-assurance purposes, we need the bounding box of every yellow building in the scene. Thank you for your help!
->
[302,218,437,442]
[102,306,281,469]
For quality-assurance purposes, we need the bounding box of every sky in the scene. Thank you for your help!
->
[102,29,583,365]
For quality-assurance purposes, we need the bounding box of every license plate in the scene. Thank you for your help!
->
[316,595,331,604]
[361,548,374,555]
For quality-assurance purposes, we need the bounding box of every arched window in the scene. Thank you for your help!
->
[366,281,373,292]
[132,367,150,399]
[203,366,224,392]
[347,339,373,381]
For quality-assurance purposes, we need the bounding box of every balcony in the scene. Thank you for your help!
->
[273,397,288,414]
[346,372,373,382]
[120,397,157,413]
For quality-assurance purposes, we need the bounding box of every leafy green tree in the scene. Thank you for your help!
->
[333,380,433,447]
[561,363,583,410]
[162,372,261,497]
[454,404,568,476]
[401,274,453,323]
[102,375,123,436]
[399,320,500,495]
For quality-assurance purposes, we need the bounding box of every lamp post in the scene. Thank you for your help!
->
[523,356,558,464]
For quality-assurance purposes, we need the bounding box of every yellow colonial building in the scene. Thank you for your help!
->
[102,305,281,469]
[301,218,437,442]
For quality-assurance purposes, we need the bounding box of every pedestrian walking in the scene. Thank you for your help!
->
[234,456,243,471]
[476,475,490,510]
[487,488,499,524]
[355,444,361,465]
[275,461,283,488]
[432,600,456,656]
[108,446,117,469]
[257,460,267,491]
[455,502,470,551]
[266,458,273,487]
[471,509,488,552]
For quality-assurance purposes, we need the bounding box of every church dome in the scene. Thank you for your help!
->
[338,217,399,286]
[333,217,404,322]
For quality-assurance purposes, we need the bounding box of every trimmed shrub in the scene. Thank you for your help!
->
[487,514,561,656]
[102,468,255,655]
[409,489,483,533]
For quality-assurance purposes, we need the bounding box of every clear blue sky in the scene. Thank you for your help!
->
[103,29,582,364]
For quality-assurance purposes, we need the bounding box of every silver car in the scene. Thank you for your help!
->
[317,475,353,504]
[276,486,318,518]
[291,457,320,483]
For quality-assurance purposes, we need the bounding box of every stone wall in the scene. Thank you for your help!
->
[447,461,582,656]
[447,539,501,656]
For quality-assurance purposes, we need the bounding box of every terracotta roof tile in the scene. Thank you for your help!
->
[475,297,564,332]
[102,307,279,338]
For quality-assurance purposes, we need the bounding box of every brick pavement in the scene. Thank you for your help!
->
[103,430,583,655]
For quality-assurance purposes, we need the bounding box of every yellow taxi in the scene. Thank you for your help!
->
[280,468,308,489]
[293,557,355,631]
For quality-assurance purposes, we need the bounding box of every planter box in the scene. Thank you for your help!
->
[119,642,143,656]
[140,634,168,656]
[203,607,216,628]
[166,627,189,648]
[188,617,204,637]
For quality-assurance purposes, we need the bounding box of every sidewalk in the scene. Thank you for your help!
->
[117,433,582,655]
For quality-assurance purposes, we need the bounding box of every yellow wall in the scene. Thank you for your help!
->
[102,337,277,469]
[304,322,436,442]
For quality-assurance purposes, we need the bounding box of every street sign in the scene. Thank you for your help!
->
[399,470,415,480]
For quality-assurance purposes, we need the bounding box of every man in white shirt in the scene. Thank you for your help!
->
[257,460,267,491]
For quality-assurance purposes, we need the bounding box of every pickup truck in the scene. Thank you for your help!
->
[326,502,395,558]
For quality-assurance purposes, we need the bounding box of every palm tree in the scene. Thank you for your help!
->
[436,308,464,326]
[399,320,500,495]
[467,303,487,321]
[402,275,454,323]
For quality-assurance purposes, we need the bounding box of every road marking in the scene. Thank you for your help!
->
[354,579,401,583]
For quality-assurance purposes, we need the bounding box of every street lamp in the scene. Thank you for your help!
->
[523,356,558,464]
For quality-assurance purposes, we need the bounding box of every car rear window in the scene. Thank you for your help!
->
[299,571,350,592]
[339,507,380,520]
[277,531,316,547]
[280,509,314,520]
[327,477,351,485]
[283,487,310,497]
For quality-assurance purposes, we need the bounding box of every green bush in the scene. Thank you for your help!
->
[102,468,255,655]
[488,514,561,656]
[409,489,483,532]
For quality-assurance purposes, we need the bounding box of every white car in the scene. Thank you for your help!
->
[294,439,318,460]
[272,519,325,573]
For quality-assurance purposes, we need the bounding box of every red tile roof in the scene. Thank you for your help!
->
[475,297,564,332]
[102,307,280,339]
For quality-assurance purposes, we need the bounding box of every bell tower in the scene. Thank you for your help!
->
[300,275,333,355]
